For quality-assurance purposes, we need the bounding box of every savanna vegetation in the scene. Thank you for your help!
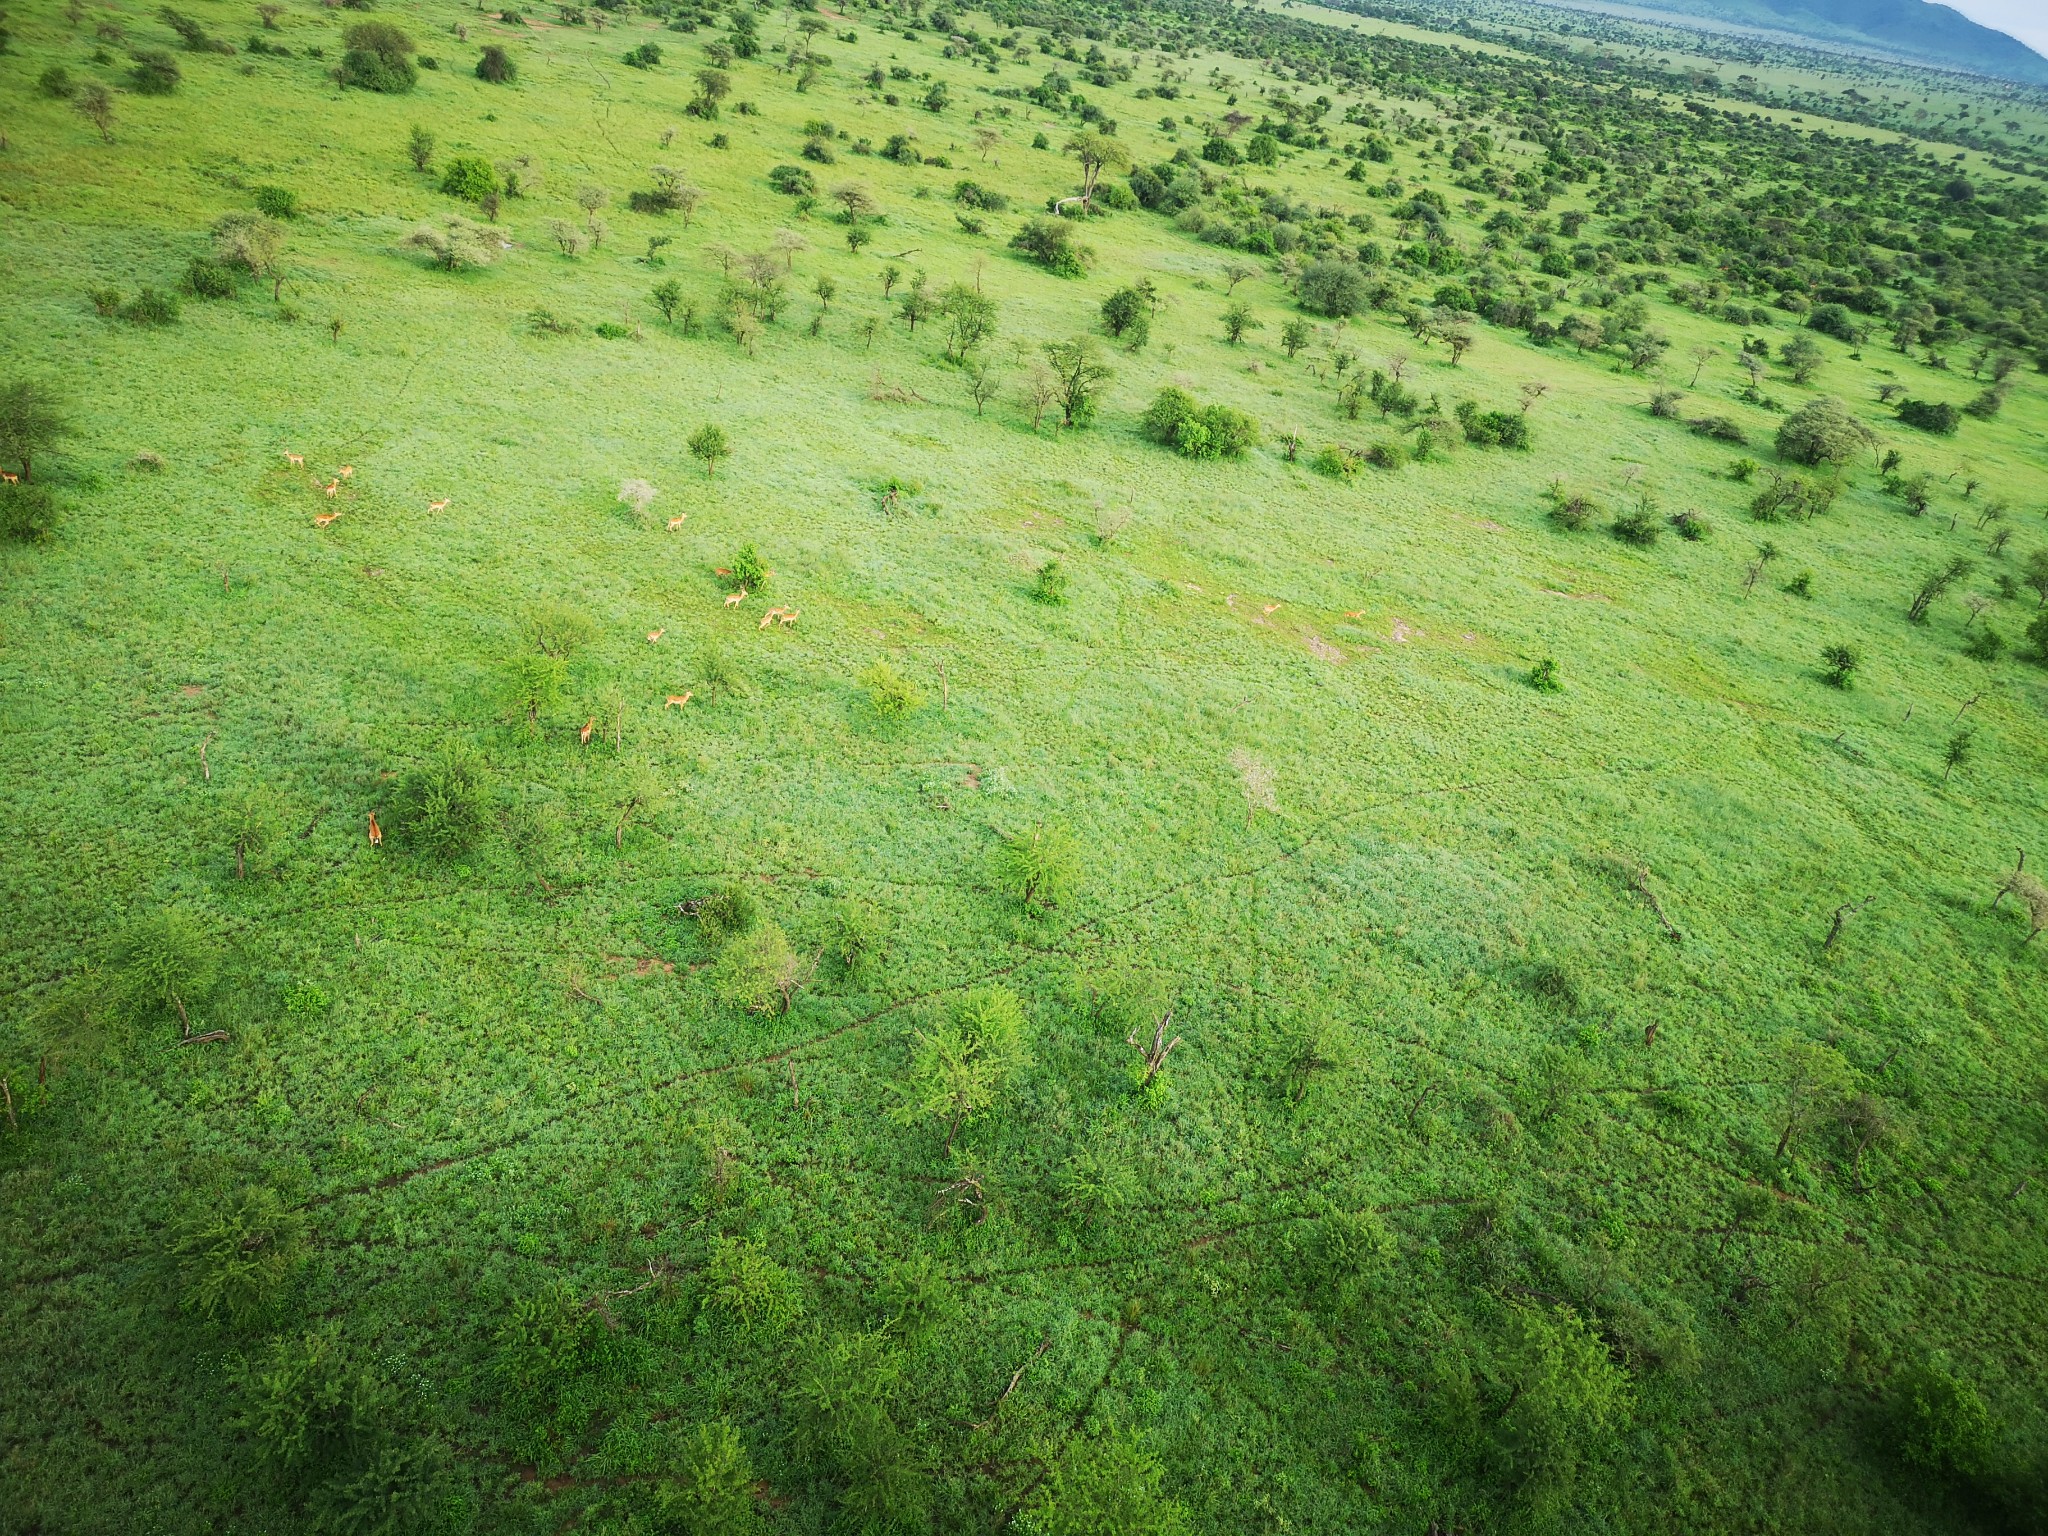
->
[2,0,2046,1529]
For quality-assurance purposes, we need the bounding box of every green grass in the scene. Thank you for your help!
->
[2,0,2047,1530]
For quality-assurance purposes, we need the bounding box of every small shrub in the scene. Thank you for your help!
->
[726,542,765,590]
[38,65,75,97]
[1309,445,1359,478]
[1688,415,1746,443]
[622,41,661,68]
[1782,570,1813,598]
[693,883,757,947]
[859,660,924,718]
[1669,510,1709,541]
[1453,400,1529,449]
[1009,216,1089,277]
[103,907,221,1031]
[88,286,122,317]
[1363,439,1406,470]
[1029,558,1069,605]
[120,287,180,325]
[1647,390,1684,419]
[1728,456,1759,482]
[475,43,516,82]
[767,163,815,196]
[593,321,631,339]
[1299,258,1368,317]
[1527,657,1561,693]
[699,1237,805,1339]
[1543,486,1597,531]
[388,743,492,858]
[253,184,300,219]
[1964,627,2004,662]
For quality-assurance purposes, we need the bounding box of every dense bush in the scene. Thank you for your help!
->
[120,286,181,325]
[185,255,238,298]
[859,660,924,718]
[170,1184,305,1330]
[1298,258,1367,316]
[439,155,498,202]
[767,163,815,196]
[1140,386,1258,460]
[253,184,299,219]
[1454,401,1529,449]
[1896,397,1960,435]
[337,21,416,91]
[1009,216,1089,277]
[475,43,516,82]
[0,482,61,543]
[128,48,182,93]
[1889,1356,1997,1478]
[1807,302,1859,342]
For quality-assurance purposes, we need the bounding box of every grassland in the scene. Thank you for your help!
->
[2,0,2047,1530]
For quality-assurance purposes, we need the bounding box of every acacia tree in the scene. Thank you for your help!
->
[75,83,116,140]
[1041,339,1112,428]
[688,424,731,476]
[889,986,1030,1151]
[1062,130,1130,208]
[0,379,70,481]
[939,283,997,362]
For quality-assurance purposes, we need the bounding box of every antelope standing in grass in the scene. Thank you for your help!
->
[664,691,693,710]
[777,609,799,627]
[427,498,450,513]
[723,588,747,609]
[647,627,665,643]
[579,718,594,745]
[758,607,786,629]
[338,465,354,479]
[284,452,304,469]
[666,515,687,531]
[314,510,342,528]
[367,811,383,846]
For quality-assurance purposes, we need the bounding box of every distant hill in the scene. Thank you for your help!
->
[1574,0,2048,83]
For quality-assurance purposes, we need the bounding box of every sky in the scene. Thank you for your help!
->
[1944,0,2048,57]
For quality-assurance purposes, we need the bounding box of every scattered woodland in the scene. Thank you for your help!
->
[2,0,2047,1529]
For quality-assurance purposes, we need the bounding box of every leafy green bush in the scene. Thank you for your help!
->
[170,1184,305,1330]
[889,985,1031,1150]
[38,65,75,97]
[1030,558,1070,604]
[337,21,416,91]
[726,541,765,590]
[253,184,300,219]
[858,660,924,718]
[1964,627,2004,661]
[388,743,492,858]
[1496,1302,1634,1514]
[238,1328,449,1527]
[438,154,499,203]
[1820,643,1859,688]
[1364,438,1406,469]
[475,42,516,82]
[1527,657,1561,693]
[0,482,61,544]
[1610,505,1660,546]
[622,41,662,68]
[1139,386,1257,460]
[766,163,815,195]
[1889,1355,1997,1478]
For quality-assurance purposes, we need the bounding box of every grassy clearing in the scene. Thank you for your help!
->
[1,0,2046,1530]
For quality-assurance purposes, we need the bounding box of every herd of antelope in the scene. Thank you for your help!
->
[283,451,449,525]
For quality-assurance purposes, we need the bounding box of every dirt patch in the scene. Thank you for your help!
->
[1391,620,1422,643]
[963,764,981,789]
[180,684,205,696]
[1305,633,1344,664]
[1541,587,1612,602]
[606,954,676,977]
